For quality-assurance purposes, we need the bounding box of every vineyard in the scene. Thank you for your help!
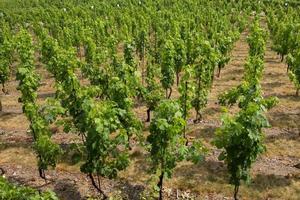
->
[0,0,299,199]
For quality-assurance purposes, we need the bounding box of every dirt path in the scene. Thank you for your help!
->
[253,17,300,179]
[254,24,300,178]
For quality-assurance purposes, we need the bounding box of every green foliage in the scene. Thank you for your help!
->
[80,101,130,178]
[144,59,163,121]
[40,33,59,65]
[214,32,236,76]
[15,29,61,179]
[215,15,278,200]
[42,38,131,197]
[247,19,267,59]
[267,5,300,62]
[108,59,142,142]
[84,36,97,64]
[40,98,66,124]
[124,41,136,68]
[219,21,267,108]
[147,100,186,177]
[147,100,205,199]
[219,55,266,109]
[191,40,217,122]
[214,101,269,187]
[0,177,58,200]
[136,29,147,62]
[161,39,175,97]
[287,50,300,95]
[243,56,264,84]
[108,76,134,110]
[270,21,294,61]
[173,35,187,85]
[0,37,13,93]
[219,82,252,108]
[110,57,142,102]
[186,32,198,65]
[178,65,195,121]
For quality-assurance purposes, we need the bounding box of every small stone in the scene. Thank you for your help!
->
[45,175,51,179]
